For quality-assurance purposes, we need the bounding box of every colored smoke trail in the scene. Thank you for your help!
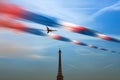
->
[0,16,119,54]
[60,21,120,43]
[0,15,46,36]
[0,1,120,43]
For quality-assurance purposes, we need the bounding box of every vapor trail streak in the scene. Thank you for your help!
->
[0,1,120,43]
[0,16,119,54]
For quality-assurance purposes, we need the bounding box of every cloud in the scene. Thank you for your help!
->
[0,56,7,58]
[64,64,79,72]
[27,54,50,59]
[28,55,45,59]
[104,64,114,69]
[91,1,120,19]
[0,41,43,54]
[79,52,106,56]
[0,39,50,59]
[75,48,107,56]
[68,64,79,70]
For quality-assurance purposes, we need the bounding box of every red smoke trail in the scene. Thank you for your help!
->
[0,1,119,53]
[0,16,26,31]
[0,15,45,36]
[0,15,118,53]
[0,1,120,43]
[0,1,24,18]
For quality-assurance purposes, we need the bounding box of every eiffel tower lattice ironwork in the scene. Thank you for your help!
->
[57,48,64,80]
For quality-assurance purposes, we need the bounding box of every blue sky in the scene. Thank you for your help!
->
[0,0,120,80]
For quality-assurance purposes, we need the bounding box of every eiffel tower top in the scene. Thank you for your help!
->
[57,48,64,80]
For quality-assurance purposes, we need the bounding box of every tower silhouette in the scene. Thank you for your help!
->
[57,48,64,80]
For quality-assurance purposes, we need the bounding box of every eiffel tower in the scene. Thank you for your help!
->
[57,49,64,80]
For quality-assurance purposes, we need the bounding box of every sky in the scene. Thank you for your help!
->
[0,0,120,80]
